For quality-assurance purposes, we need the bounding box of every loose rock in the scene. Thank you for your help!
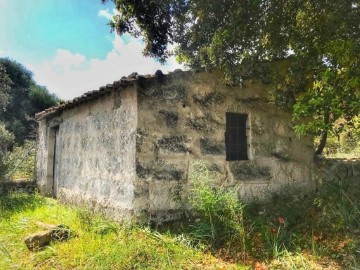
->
[24,224,70,251]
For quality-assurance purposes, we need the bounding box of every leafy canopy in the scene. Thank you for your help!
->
[0,63,12,110]
[103,0,360,154]
[0,58,60,144]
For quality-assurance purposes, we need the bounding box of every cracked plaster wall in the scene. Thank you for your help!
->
[135,71,315,222]
[37,86,137,221]
[37,71,318,223]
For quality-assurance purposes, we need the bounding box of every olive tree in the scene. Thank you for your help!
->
[102,0,360,155]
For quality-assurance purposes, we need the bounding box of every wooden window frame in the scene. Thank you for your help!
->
[225,112,249,161]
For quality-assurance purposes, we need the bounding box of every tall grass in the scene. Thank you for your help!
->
[6,140,35,180]
[0,191,244,270]
[188,162,247,257]
[186,161,360,269]
[1,166,359,269]
[247,181,360,269]
[315,181,360,231]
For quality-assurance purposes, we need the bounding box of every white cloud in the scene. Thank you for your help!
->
[27,34,184,100]
[98,8,119,20]
[98,8,113,20]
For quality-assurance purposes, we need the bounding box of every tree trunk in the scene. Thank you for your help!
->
[315,112,330,156]
[315,131,328,156]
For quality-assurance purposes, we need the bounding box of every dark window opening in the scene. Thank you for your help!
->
[225,113,248,161]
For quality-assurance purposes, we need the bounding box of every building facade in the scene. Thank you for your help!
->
[36,70,315,222]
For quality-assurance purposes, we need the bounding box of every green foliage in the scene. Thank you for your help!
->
[188,162,247,254]
[6,140,36,180]
[0,58,59,144]
[102,0,189,63]
[1,182,360,269]
[0,62,12,110]
[322,116,360,157]
[0,122,15,180]
[185,161,359,267]
[0,192,243,269]
[103,0,360,152]
[315,182,360,232]
[244,182,360,268]
[28,85,59,116]
[292,61,360,154]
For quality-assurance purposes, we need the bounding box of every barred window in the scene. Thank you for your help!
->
[225,113,248,161]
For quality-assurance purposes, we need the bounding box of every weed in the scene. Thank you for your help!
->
[75,208,95,231]
[93,220,118,236]
[0,192,244,269]
[0,240,11,259]
[188,161,247,257]
[315,181,360,231]
[1,174,359,269]
[269,249,336,270]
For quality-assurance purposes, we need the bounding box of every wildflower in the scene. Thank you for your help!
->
[255,261,267,270]
[277,216,285,225]
[271,227,277,234]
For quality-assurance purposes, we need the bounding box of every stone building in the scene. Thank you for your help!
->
[36,70,315,222]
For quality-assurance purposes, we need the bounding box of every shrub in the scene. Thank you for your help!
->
[6,140,36,180]
[315,181,360,232]
[188,161,247,256]
[323,116,360,157]
[0,122,14,180]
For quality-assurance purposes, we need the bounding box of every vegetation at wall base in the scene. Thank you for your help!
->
[1,174,359,269]
[0,192,245,270]
[188,162,248,258]
[186,162,360,269]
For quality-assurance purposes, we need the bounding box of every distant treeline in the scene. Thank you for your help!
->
[0,58,60,145]
[0,58,59,180]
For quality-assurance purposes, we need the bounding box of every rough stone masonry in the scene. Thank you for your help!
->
[36,69,318,223]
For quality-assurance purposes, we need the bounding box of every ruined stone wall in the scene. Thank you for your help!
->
[135,71,315,222]
[314,158,360,186]
[37,86,137,220]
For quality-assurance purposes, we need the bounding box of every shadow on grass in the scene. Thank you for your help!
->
[0,191,46,219]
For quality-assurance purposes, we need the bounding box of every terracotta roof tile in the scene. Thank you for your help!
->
[35,69,187,120]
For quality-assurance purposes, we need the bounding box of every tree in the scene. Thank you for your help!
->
[0,58,60,144]
[0,62,12,110]
[102,0,360,155]
[28,85,60,116]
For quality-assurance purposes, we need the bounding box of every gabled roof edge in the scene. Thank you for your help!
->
[35,69,188,121]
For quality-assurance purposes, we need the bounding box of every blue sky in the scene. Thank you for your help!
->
[0,0,181,99]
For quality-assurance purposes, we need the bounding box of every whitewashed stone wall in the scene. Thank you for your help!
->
[134,71,315,222]
[37,86,137,220]
[37,71,318,223]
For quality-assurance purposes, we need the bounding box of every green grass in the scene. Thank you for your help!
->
[243,182,360,269]
[185,162,360,269]
[0,192,246,270]
[1,179,359,269]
